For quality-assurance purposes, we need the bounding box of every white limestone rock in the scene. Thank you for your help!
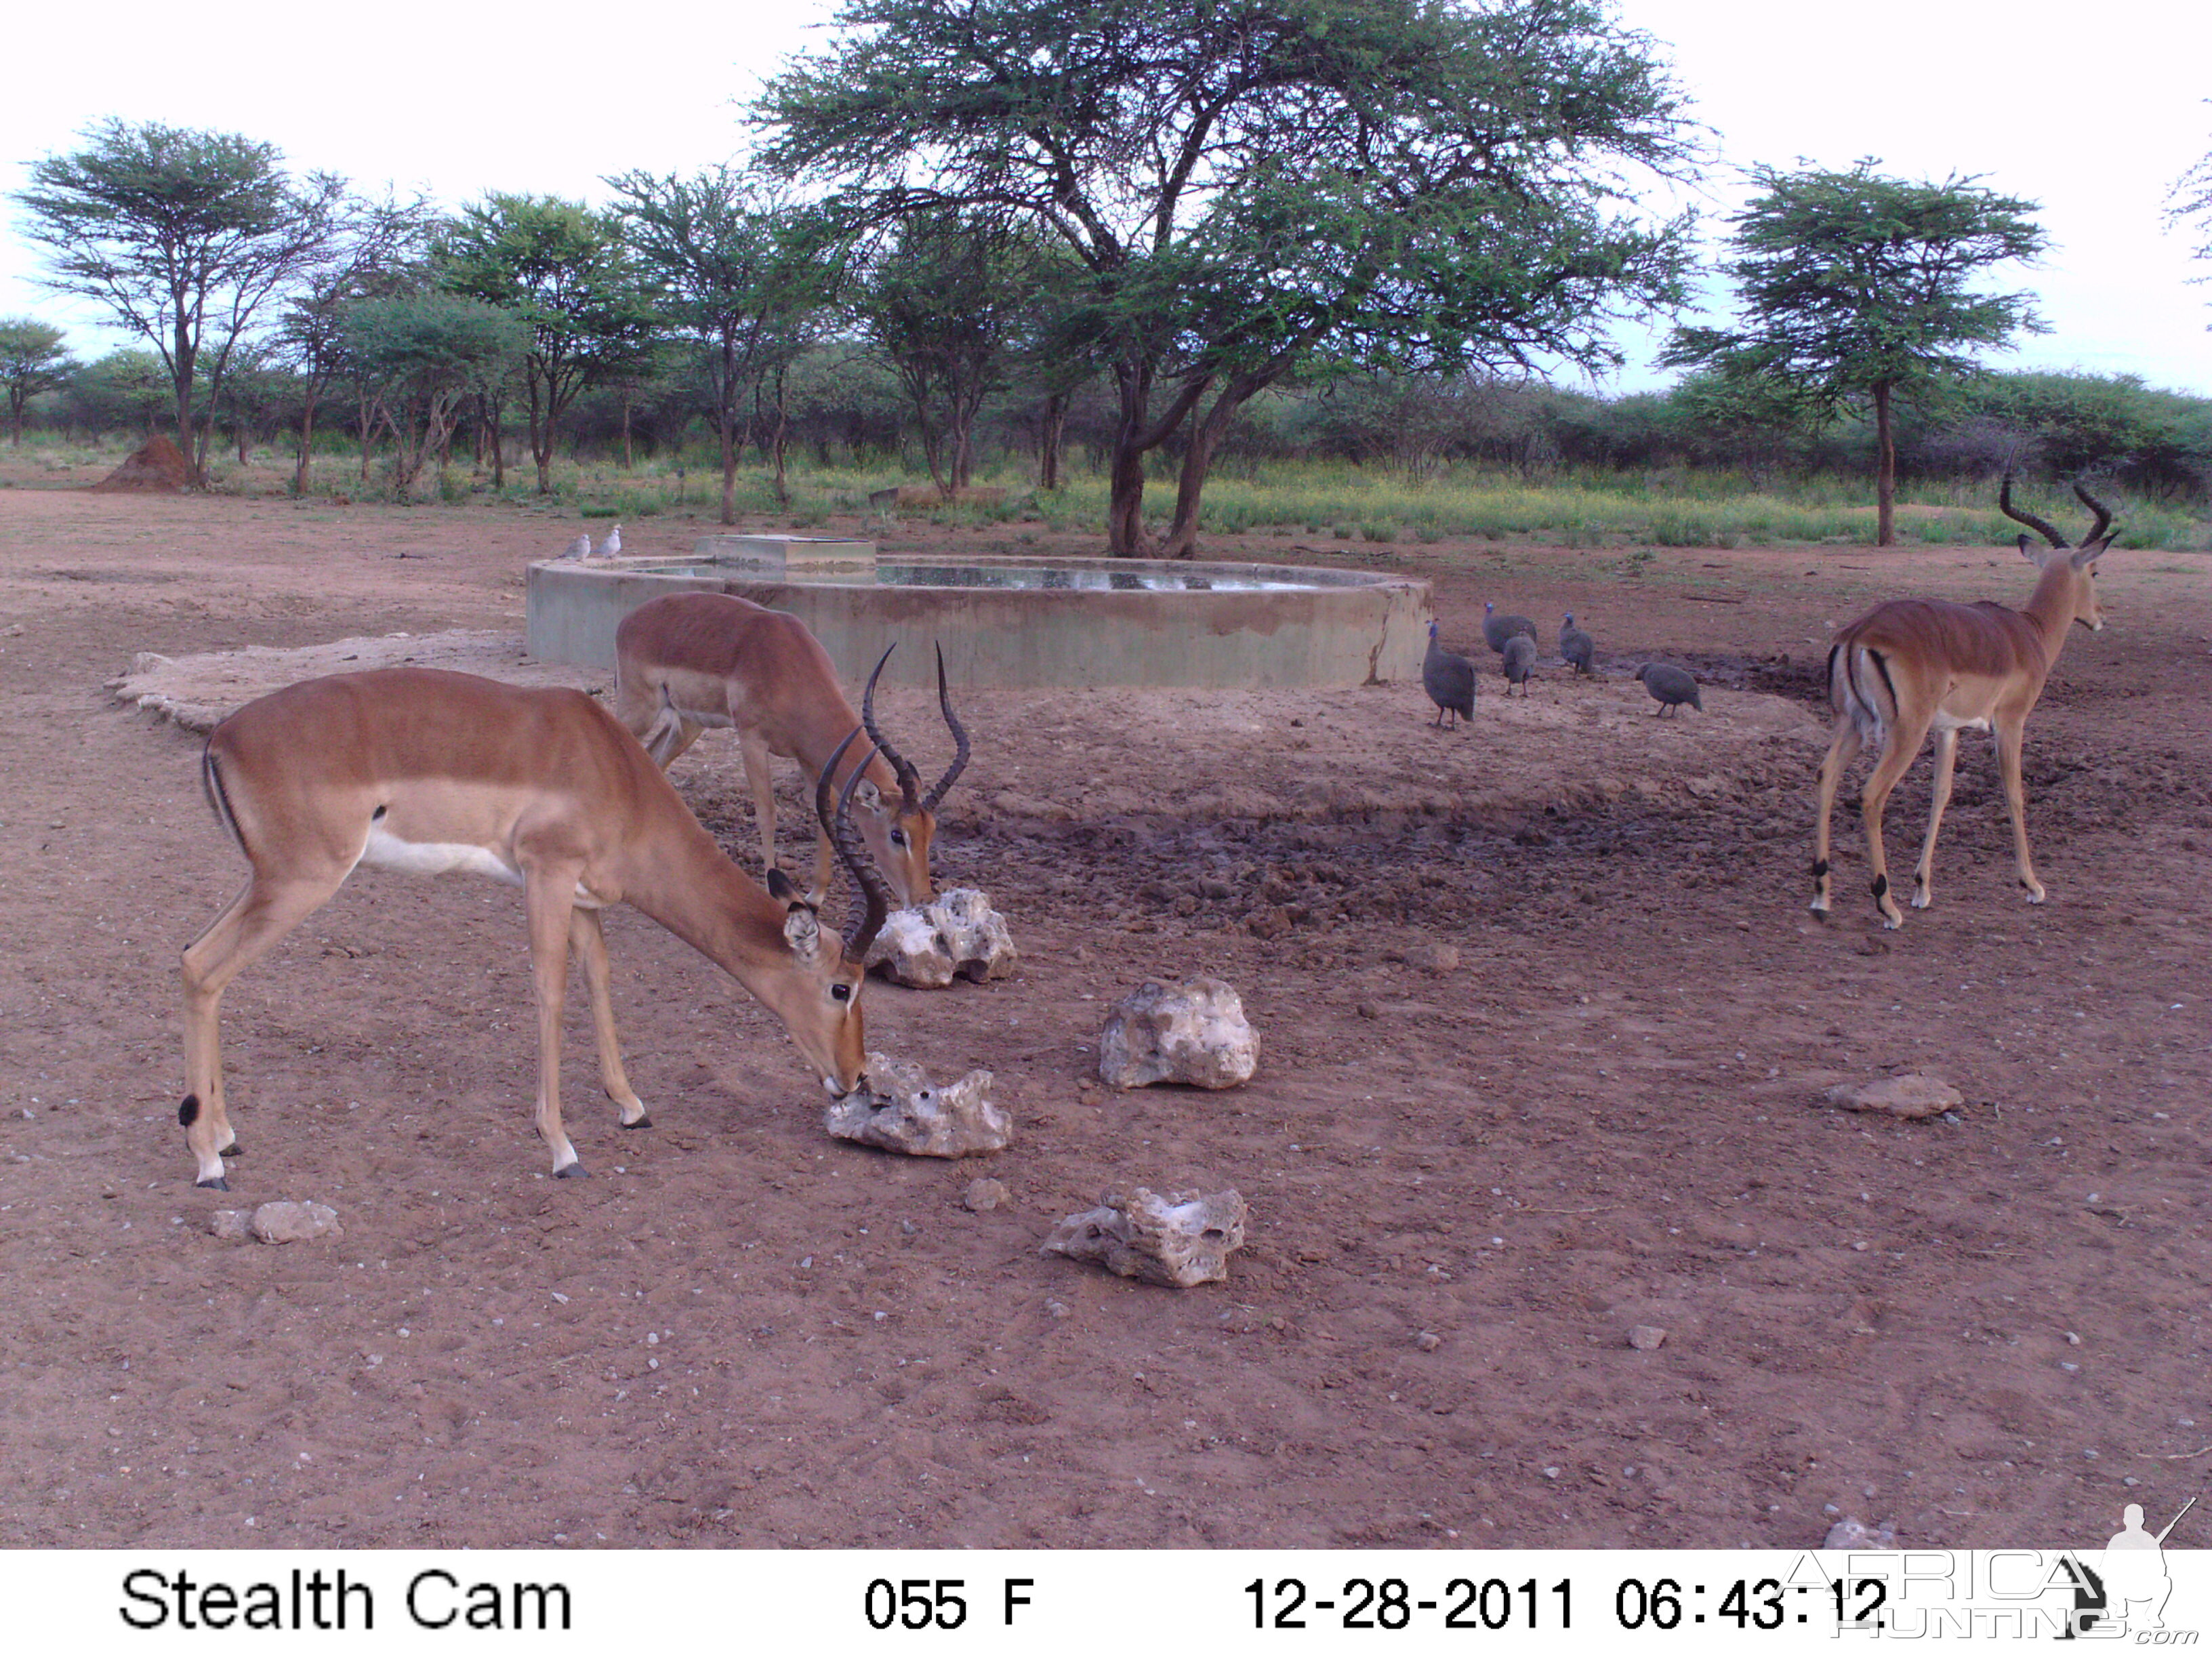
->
[1099,977,1258,1090]
[867,888,1018,989]
[868,909,953,987]
[825,1052,1012,1158]
[1042,1187,1248,1288]
[247,1200,341,1244]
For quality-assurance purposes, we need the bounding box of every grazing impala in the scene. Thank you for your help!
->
[1812,478,2116,928]
[613,592,968,907]
[178,668,891,1189]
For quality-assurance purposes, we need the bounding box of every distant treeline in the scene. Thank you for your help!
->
[20,347,2211,503]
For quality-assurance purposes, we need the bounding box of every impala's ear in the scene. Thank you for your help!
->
[783,905,825,963]
[2071,537,2114,568]
[2016,533,2040,565]
[851,779,882,811]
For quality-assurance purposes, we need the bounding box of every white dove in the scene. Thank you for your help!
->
[562,533,591,560]
[595,523,623,558]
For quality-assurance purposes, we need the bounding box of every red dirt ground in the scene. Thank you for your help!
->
[0,476,2205,1551]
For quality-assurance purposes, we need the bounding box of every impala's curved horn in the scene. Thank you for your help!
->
[815,726,891,960]
[921,643,970,814]
[2070,478,2116,545]
[859,644,922,811]
[1999,472,2069,549]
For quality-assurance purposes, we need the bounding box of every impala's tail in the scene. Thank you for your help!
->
[201,744,249,861]
[1828,640,1895,751]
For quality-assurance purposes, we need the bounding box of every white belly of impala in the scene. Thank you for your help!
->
[360,828,524,886]
[1931,710,1993,734]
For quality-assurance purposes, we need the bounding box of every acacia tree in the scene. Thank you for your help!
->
[0,319,77,445]
[14,120,348,481]
[1664,161,2046,546]
[340,293,527,500]
[273,192,434,493]
[210,345,294,465]
[605,169,834,519]
[2169,115,2212,309]
[65,350,170,440]
[760,0,1695,555]
[436,195,659,493]
[850,211,1057,497]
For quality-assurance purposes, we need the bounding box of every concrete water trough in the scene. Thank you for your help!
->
[526,536,1431,689]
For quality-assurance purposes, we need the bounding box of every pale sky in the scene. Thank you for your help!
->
[3,0,2207,397]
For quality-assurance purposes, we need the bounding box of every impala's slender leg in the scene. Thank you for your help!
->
[734,726,796,897]
[568,906,648,1129]
[1994,714,2046,903]
[180,869,348,1188]
[1810,716,1864,916]
[1858,707,1933,930]
[1910,727,1961,910]
[524,867,587,1177]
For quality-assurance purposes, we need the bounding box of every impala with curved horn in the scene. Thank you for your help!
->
[1812,476,2116,928]
[613,592,969,907]
[178,667,893,1188]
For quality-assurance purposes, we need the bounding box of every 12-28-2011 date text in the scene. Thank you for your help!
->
[1246,1576,1572,1631]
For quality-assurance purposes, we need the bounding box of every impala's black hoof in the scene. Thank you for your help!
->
[197,1176,229,1191]
[220,1142,242,1158]
[621,1114,653,1131]
[554,1162,590,1179]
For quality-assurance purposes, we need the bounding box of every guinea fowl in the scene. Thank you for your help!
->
[1637,662,1703,716]
[1422,619,1477,729]
[1483,600,1538,654]
[1559,613,1595,676]
[1502,633,1537,696]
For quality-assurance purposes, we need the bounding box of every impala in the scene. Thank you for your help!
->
[178,667,891,1189]
[613,592,968,907]
[1811,478,2115,928]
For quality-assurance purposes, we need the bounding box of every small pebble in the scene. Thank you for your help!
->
[1628,1324,1667,1351]
[1414,1330,1441,1352]
[1824,1517,1896,1549]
